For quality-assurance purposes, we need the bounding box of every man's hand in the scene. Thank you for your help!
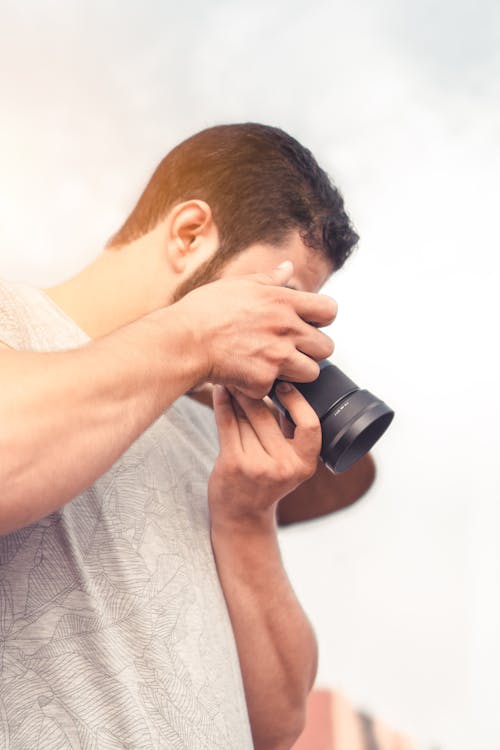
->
[175,260,337,400]
[188,382,376,526]
[208,381,321,526]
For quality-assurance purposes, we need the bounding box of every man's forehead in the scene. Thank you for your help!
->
[221,232,334,293]
[291,249,334,293]
[278,230,334,292]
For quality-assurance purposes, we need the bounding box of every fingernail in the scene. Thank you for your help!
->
[276,381,292,393]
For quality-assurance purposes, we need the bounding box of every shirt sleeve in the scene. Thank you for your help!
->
[0,279,28,350]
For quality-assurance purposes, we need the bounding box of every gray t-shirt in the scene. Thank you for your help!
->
[0,278,253,750]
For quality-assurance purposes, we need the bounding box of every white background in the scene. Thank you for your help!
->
[1,2,499,748]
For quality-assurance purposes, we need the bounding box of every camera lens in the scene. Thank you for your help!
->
[270,360,394,473]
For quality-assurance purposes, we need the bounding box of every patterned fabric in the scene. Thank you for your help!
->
[0,278,253,750]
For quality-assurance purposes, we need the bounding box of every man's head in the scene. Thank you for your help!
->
[107,123,359,301]
[42,123,358,346]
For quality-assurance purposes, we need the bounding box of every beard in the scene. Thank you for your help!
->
[170,246,236,394]
[169,246,233,304]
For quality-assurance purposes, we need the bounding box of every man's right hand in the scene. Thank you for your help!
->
[174,260,337,399]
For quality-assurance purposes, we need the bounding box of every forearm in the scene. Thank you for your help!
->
[277,453,376,525]
[210,511,317,750]
[0,304,202,534]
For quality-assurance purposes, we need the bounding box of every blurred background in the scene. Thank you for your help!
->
[1,1,498,748]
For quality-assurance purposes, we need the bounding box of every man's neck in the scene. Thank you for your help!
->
[43,238,175,340]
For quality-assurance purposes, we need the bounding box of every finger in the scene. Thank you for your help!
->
[212,385,243,455]
[227,388,249,422]
[225,387,267,454]
[216,391,270,469]
[293,324,334,362]
[282,289,338,327]
[245,259,295,287]
[277,351,322,383]
[238,416,265,455]
[274,382,322,463]
[229,388,285,455]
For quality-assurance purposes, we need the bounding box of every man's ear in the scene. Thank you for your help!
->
[164,200,218,274]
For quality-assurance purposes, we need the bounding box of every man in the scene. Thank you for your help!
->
[0,123,373,749]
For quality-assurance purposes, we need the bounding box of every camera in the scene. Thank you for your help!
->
[270,360,394,473]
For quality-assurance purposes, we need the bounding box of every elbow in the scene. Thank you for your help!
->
[283,707,307,749]
[254,700,308,750]
[266,716,307,750]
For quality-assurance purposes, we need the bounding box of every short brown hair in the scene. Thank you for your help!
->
[107,123,359,270]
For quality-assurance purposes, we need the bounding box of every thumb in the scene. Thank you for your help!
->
[256,259,295,287]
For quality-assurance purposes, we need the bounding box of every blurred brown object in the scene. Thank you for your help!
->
[291,688,416,750]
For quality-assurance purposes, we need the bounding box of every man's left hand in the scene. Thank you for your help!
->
[208,382,320,527]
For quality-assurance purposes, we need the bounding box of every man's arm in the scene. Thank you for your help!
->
[208,384,324,749]
[0,308,201,534]
[0,262,336,534]
[211,514,317,750]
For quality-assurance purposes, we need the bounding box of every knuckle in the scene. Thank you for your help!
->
[266,345,286,366]
[301,415,321,433]
[255,370,270,388]
[246,461,269,481]
[274,462,293,483]
[257,373,276,398]
[304,360,321,381]
[277,458,302,482]
[301,458,318,480]
[245,369,274,399]
[275,323,293,338]
[266,464,282,483]
[274,345,294,370]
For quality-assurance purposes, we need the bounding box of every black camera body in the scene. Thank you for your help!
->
[270,360,394,473]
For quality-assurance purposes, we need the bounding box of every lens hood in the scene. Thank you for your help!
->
[270,360,394,473]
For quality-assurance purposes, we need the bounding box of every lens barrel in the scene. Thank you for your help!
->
[269,360,394,473]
